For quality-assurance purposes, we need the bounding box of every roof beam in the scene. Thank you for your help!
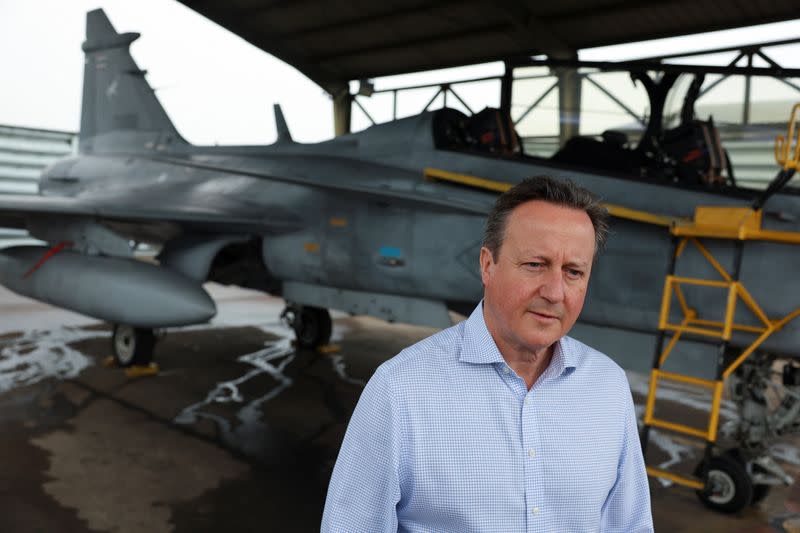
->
[547,0,683,23]
[522,57,800,78]
[638,37,800,62]
[543,0,800,51]
[310,23,511,63]
[493,0,573,58]
[271,0,464,41]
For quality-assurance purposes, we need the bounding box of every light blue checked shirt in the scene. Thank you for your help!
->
[322,303,652,532]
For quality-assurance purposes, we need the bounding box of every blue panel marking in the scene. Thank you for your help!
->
[379,246,403,258]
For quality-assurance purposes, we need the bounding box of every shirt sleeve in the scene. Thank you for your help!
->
[600,382,654,533]
[321,365,402,533]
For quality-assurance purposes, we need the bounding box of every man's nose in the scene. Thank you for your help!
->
[539,268,565,303]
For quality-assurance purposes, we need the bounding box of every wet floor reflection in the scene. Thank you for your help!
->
[3,285,800,530]
[174,339,296,462]
[0,327,101,394]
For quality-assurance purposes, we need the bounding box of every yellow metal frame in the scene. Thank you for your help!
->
[673,206,800,244]
[776,102,800,171]
[646,466,705,490]
[644,209,800,489]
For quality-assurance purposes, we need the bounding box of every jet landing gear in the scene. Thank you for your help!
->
[111,324,158,375]
[281,304,332,349]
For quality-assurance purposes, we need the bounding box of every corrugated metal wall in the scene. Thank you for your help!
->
[0,125,76,243]
[0,124,76,195]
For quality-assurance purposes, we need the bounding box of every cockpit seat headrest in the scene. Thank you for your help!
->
[601,130,628,148]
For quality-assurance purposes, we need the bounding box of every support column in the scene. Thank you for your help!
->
[500,60,513,118]
[555,55,581,147]
[743,53,753,125]
[331,85,352,137]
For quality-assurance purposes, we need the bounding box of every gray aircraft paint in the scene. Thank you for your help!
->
[0,10,798,376]
[0,246,216,327]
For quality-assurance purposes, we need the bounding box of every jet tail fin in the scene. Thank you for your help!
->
[79,9,186,153]
[273,104,293,143]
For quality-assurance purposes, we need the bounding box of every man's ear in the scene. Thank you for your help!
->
[479,247,495,287]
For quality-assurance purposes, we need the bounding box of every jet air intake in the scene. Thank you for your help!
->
[0,246,216,327]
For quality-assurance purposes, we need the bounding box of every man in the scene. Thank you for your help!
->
[322,176,653,532]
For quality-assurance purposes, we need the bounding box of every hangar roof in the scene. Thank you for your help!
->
[178,0,800,91]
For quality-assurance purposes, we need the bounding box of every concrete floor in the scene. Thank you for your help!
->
[1,283,800,532]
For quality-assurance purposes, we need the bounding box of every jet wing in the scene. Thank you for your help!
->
[149,154,497,217]
[0,192,304,236]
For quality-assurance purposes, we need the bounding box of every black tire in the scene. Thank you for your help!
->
[112,324,156,367]
[292,305,333,348]
[695,454,753,513]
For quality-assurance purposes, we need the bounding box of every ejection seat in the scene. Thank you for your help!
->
[433,107,522,156]
[550,130,644,175]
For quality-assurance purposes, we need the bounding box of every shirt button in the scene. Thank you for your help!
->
[531,507,540,516]
[503,366,510,374]
[528,449,536,458]
[524,396,531,404]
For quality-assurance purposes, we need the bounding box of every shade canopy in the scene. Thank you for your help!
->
[178,0,799,92]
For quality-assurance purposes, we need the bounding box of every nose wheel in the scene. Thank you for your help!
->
[112,324,156,367]
[281,304,332,349]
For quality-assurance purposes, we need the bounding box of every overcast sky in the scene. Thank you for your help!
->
[1,0,799,144]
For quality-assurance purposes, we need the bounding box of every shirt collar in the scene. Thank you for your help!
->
[460,302,579,375]
[548,336,578,377]
[459,302,505,365]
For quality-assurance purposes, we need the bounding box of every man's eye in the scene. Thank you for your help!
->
[565,269,584,279]
[525,262,543,269]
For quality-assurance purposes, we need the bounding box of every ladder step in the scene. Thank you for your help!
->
[646,417,711,440]
[654,369,717,389]
[646,466,705,489]
[662,323,725,339]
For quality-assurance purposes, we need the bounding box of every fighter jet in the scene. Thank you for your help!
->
[2,8,800,511]
[0,8,798,362]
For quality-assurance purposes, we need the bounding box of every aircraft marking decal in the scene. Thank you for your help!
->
[23,241,73,279]
[378,246,402,258]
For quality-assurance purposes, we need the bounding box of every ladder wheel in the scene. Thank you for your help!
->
[695,453,753,513]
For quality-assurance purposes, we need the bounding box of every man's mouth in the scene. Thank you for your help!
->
[529,310,559,321]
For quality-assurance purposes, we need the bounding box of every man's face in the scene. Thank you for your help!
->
[480,200,596,355]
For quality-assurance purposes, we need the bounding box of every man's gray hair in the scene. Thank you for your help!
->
[483,176,609,260]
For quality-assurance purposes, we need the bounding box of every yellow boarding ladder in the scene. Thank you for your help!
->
[640,206,800,490]
[642,102,800,491]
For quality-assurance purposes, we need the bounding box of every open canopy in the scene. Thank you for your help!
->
[178,0,799,91]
